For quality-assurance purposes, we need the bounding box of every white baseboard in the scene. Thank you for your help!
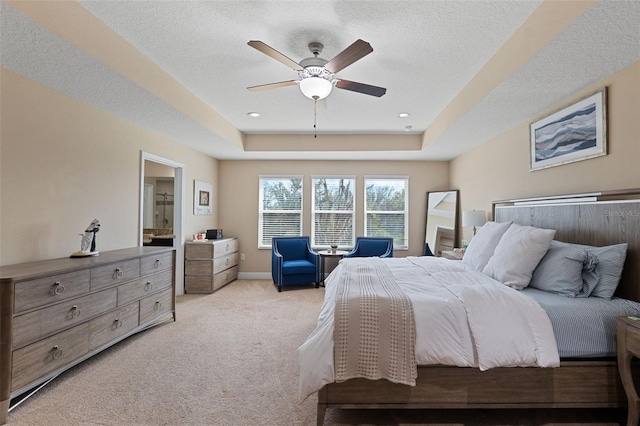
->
[238,272,272,280]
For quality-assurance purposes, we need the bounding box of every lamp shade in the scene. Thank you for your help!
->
[462,210,487,228]
[299,77,333,100]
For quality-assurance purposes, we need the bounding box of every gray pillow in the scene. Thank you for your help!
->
[529,240,599,297]
[551,240,628,299]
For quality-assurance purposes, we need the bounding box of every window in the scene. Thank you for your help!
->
[258,176,303,248]
[365,177,408,249]
[312,177,355,248]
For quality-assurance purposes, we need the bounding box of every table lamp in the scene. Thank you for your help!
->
[463,210,487,236]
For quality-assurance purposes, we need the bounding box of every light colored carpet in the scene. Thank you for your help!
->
[7,280,625,425]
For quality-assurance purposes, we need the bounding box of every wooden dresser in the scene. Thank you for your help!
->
[0,247,175,424]
[184,238,238,293]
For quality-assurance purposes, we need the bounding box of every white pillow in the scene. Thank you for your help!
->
[482,223,556,290]
[460,221,512,271]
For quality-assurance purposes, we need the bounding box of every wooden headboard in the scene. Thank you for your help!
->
[493,189,640,302]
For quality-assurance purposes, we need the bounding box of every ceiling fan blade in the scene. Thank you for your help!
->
[324,39,373,74]
[248,40,303,71]
[247,80,298,91]
[335,79,386,97]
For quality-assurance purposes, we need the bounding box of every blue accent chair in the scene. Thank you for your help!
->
[344,237,394,258]
[271,236,320,292]
[424,243,435,256]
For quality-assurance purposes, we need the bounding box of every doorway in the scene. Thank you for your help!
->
[140,152,186,295]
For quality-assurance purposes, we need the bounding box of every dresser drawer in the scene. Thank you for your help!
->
[89,302,139,351]
[214,239,238,257]
[139,288,173,325]
[185,265,238,293]
[90,259,140,291]
[185,238,238,259]
[117,269,173,306]
[185,252,238,276]
[214,265,238,291]
[12,322,90,391]
[14,269,90,313]
[214,252,239,274]
[184,259,211,275]
[184,275,214,293]
[141,251,173,275]
[13,288,118,349]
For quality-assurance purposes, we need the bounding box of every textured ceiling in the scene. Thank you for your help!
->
[1,0,639,161]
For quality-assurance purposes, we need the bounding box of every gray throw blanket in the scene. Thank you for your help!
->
[333,257,417,386]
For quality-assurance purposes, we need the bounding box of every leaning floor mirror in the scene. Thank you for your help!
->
[425,190,459,257]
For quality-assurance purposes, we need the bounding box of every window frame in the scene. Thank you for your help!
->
[364,176,409,250]
[258,175,304,249]
[311,175,356,249]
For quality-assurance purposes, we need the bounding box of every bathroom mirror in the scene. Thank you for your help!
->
[425,190,459,256]
[142,160,175,246]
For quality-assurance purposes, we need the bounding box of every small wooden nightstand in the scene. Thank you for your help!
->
[617,316,640,426]
[441,250,464,261]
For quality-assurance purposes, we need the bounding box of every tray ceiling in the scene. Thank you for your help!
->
[2,0,638,160]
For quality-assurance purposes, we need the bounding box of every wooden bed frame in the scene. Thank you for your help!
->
[317,189,640,425]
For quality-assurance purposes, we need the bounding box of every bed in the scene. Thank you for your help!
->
[300,189,640,425]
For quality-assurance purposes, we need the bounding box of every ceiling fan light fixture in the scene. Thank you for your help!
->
[299,77,333,100]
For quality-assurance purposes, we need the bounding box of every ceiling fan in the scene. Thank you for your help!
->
[246,39,387,101]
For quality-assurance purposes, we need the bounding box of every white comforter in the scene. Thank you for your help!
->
[298,256,559,400]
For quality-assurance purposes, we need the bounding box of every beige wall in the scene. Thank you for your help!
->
[3,59,637,279]
[218,160,449,276]
[450,61,640,243]
[0,69,219,266]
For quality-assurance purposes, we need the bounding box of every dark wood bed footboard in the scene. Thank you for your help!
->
[318,360,632,425]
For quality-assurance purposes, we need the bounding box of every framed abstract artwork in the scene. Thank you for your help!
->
[530,88,607,171]
[194,180,212,215]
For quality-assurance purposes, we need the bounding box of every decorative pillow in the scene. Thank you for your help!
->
[529,240,599,297]
[482,223,556,290]
[460,221,512,271]
[551,240,628,299]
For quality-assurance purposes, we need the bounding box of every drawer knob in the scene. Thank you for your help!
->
[225,258,230,265]
[71,305,81,319]
[52,345,63,360]
[226,244,230,251]
[154,301,162,311]
[154,259,161,268]
[114,319,123,329]
[53,282,65,295]
[145,281,153,291]
[113,268,124,279]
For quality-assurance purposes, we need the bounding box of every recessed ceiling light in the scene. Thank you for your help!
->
[398,112,410,118]
[247,112,261,118]
[404,125,413,132]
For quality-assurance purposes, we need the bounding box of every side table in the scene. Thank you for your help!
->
[318,249,349,285]
[441,250,464,260]
[617,315,640,426]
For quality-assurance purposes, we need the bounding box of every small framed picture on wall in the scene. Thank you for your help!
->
[194,180,212,215]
